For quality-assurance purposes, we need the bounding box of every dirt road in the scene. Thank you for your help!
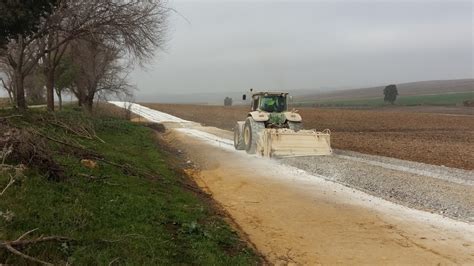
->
[111,102,474,265]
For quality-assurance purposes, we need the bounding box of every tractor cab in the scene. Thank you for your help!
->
[244,92,289,113]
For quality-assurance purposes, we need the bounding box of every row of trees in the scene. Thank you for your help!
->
[0,0,168,112]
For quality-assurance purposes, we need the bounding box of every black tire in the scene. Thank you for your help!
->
[288,121,303,132]
[234,122,245,150]
[243,117,265,154]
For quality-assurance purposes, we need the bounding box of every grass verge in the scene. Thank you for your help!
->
[0,108,260,265]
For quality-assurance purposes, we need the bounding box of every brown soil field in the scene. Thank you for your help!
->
[143,103,474,170]
[300,79,474,101]
[327,105,474,116]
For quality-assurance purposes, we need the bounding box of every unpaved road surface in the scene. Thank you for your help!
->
[111,102,474,265]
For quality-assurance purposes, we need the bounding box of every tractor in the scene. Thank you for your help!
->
[233,91,332,157]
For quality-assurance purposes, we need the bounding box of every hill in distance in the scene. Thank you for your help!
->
[135,79,473,105]
[297,79,474,102]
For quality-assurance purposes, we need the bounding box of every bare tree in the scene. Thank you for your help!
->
[69,38,135,112]
[44,0,168,111]
[24,67,46,105]
[39,32,69,111]
[1,0,168,111]
[54,56,76,110]
[0,36,47,110]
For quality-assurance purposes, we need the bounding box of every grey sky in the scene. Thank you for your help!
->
[132,0,473,98]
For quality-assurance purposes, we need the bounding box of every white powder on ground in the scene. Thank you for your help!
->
[109,101,190,123]
[174,128,235,151]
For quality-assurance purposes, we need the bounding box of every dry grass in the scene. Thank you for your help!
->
[143,103,474,170]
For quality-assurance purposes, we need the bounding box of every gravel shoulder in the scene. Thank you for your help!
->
[281,150,474,222]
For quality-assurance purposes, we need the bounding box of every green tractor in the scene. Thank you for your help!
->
[234,91,332,157]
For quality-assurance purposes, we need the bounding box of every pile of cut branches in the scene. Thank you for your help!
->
[0,122,64,181]
[0,152,25,197]
[39,114,105,143]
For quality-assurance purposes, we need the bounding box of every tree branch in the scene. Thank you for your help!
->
[0,175,15,196]
[1,231,72,266]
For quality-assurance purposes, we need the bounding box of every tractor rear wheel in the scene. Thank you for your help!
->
[234,122,245,150]
[244,117,265,154]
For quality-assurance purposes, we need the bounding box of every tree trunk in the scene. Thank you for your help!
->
[15,71,27,111]
[74,88,84,107]
[15,35,27,111]
[58,93,62,110]
[46,68,55,111]
[56,89,63,110]
[6,89,14,106]
[84,97,94,113]
[45,33,55,112]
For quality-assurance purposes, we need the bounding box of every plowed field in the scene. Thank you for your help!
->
[143,104,474,170]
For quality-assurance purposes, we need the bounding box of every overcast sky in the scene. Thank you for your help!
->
[127,1,472,97]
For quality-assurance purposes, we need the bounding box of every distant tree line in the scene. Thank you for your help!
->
[0,0,169,112]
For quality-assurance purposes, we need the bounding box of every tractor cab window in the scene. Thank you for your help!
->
[259,95,286,112]
[252,97,259,111]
